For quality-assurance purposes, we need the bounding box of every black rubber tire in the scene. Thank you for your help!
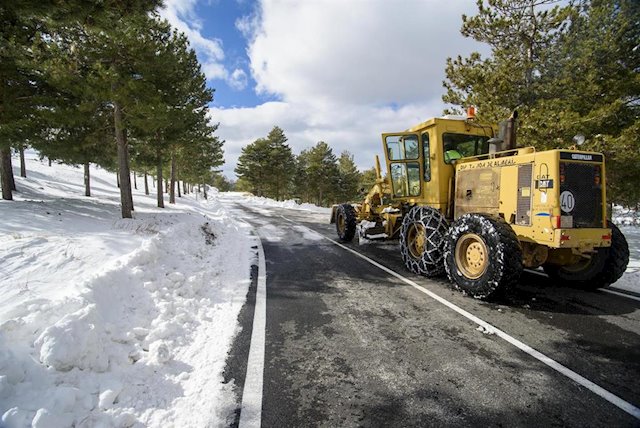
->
[444,214,523,299]
[400,206,449,277]
[597,223,630,285]
[543,223,629,290]
[335,204,357,242]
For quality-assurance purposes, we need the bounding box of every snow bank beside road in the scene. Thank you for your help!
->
[232,192,332,214]
[1,154,254,427]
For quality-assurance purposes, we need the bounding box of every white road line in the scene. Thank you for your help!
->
[603,288,640,302]
[285,218,640,420]
[238,236,267,428]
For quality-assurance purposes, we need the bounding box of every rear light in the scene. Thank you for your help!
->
[594,165,601,185]
[551,215,561,229]
[559,163,566,184]
[561,235,571,241]
[602,234,611,240]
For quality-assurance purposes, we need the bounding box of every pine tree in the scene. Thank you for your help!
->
[443,0,573,121]
[235,138,271,197]
[442,0,640,206]
[0,0,161,201]
[265,126,295,200]
[336,151,361,202]
[300,142,340,206]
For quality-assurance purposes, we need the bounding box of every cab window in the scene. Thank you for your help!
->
[443,133,490,164]
[391,162,421,197]
[422,132,431,181]
[386,135,419,160]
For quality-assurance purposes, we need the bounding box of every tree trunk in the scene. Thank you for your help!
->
[157,148,164,208]
[48,158,52,167]
[19,146,26,178]
[203,183,207,200]
[177,172,181,198]
[9,160,16,191]
[0,148,13,200]
[169,150,176,204]
[165,178,169,193]
[124,130,134,211]
[182,180,187,195]
[144,172,149,195]
[84,162,91,197]
[114,101,133,218]
[133,171,137,190]
[117,171,120,188]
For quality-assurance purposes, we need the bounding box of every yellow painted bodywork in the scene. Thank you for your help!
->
[454,148,610,251]
[380,117,496,212]
[333,115,612,267]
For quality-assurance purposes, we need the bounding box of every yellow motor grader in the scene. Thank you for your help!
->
[330,110,629,298]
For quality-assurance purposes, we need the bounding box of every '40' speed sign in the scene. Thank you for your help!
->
[560,191,575,213]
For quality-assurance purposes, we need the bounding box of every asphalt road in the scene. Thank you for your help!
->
[223,199,640,428]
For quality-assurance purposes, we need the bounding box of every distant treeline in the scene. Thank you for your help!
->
[234,126,377,207]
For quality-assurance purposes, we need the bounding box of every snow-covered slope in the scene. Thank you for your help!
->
[0,153,255,427]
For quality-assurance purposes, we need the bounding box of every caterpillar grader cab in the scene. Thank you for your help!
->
[330,109,629,299]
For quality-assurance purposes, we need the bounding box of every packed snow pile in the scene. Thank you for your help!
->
[1,154,254,427]
[234,193,332,214]
[613,205,640,226]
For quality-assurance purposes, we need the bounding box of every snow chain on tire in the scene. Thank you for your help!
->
[444,214,522,299]
[399,206,449,277]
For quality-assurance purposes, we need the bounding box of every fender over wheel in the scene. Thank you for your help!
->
[400,206,449,277]
[444,214,522,299]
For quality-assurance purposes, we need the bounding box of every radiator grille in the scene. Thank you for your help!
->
[560,162,603,228]
[517,164,533,225]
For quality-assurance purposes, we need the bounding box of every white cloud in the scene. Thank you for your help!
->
[246,0,486,106]
[216,0,488,178]
[211,99,444,178]
[228,68,248,91]
[160,0,248,90]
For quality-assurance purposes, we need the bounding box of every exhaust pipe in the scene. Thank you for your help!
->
[503,110,518,151]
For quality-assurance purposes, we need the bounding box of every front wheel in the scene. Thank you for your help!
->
[444,214,522,299]
[335,204,357,242]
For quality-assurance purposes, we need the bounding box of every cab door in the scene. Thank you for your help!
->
[381,132,424,200]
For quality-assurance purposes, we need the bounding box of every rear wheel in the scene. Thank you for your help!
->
[444,214,522,299]
[544,223,629,290]
[335,204,357,242]
[400,206,448,277]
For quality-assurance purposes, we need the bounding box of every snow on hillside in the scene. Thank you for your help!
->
[0,153,255,427]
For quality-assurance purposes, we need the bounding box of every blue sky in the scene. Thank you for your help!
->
[188,0,265,108]
[160,0,488,178]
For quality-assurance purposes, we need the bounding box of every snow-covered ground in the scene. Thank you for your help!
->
[1,153,258,427]
[1,152,638,427]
